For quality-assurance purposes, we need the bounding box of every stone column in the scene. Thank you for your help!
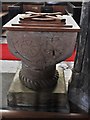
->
[68,1,90,113]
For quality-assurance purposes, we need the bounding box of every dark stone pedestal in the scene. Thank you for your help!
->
[7,67,69,113]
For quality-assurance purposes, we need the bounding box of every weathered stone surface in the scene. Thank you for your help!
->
[7,32,77,68]
[68,2,90,113]
[7,31,77,90]
[7,67,69,113]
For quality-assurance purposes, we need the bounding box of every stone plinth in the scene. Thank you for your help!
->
[7,66,69,113]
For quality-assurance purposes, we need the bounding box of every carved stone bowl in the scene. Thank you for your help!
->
[7,31,77,91]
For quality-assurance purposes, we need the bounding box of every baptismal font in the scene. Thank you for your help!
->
[3,11,80,112]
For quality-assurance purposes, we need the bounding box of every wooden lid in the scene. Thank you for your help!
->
[3,14,80,32]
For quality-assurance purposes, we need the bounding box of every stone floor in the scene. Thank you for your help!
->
[0,60,74,109]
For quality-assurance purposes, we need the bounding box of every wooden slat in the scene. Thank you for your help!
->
[11,23,72,27]
[1,110,88,119]
[3,26,80,32]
